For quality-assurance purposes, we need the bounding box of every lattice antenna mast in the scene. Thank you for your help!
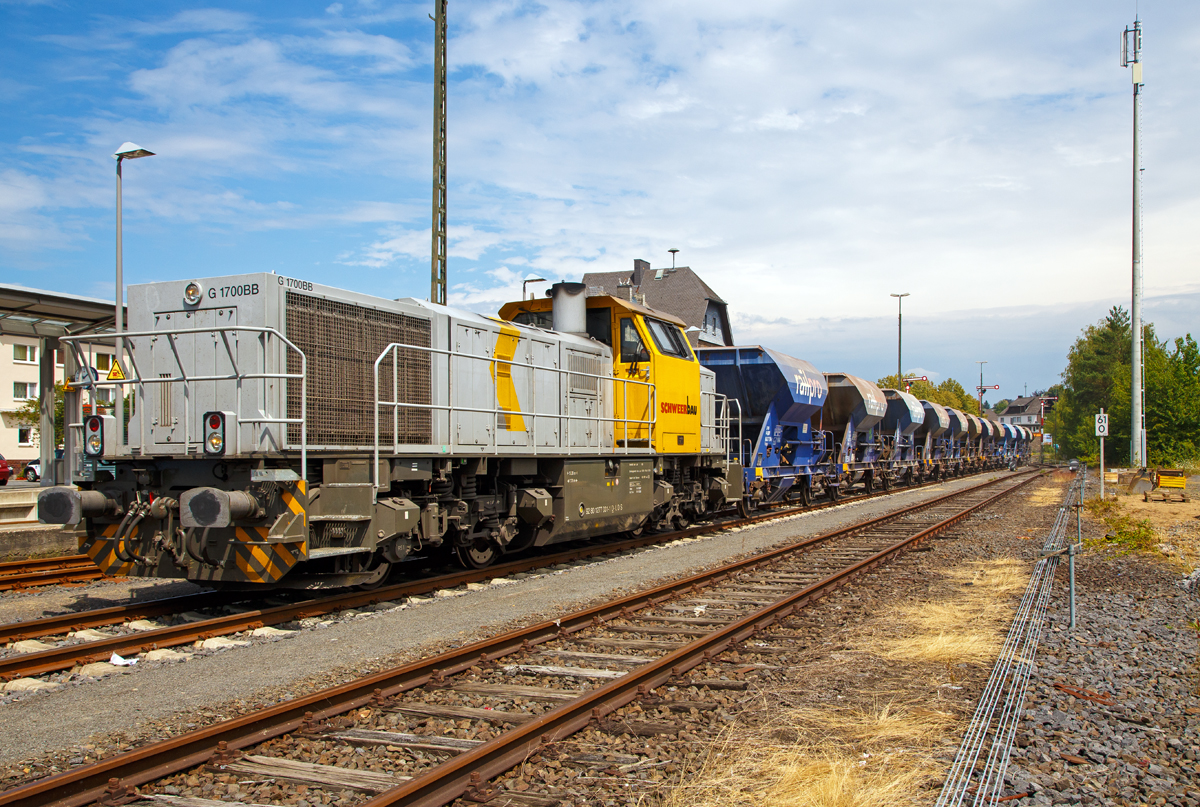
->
[430,0,448,305]
[1123,18,1145,466]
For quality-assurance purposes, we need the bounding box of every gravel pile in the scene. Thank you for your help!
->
[1002,547,1200,806]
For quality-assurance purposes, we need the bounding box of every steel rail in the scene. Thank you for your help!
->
[0,556,90,576]
[359,471,1042,807]
[0,565,104,592]
[0,468,1000,678]
[0,590,242,646]
[0,470,1037,807]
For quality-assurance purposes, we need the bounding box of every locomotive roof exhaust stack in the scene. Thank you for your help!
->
[550,281,588,336]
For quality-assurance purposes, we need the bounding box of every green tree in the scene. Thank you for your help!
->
[12,383,66,448]
[876,373,979,413]
[1052,306,1199,466]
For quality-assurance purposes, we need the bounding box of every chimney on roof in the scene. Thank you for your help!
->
[632,259,649,286]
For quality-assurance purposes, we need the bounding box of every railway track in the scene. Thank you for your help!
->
[0,468,1004,683]
[0,469,1040,807]
[0,556,102,592]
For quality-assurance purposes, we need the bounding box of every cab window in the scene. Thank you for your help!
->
[644,318,693,361]
[619,318,649,363]
[511,310,552,329]
[586,307,612,347]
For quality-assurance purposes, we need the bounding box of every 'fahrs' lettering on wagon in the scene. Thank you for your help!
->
[660,401,697,415]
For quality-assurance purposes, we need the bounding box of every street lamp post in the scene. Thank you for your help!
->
[114,142,155,451]
[890,293,909,385]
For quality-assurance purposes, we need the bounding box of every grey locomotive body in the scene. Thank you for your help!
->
[39,274,741,587]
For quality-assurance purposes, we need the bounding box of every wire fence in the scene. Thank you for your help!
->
[936,467,1086,807]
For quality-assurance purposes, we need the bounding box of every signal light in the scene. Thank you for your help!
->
[84,415,103,456]
[82,415,115,458]
[203,411,226,455]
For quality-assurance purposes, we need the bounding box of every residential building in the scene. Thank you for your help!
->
[1,334,115,464]
[580,259,734,347]
[997,396,1046,430]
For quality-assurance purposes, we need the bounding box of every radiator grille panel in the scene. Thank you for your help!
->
[285,292,432,446]
[568,353,602,396]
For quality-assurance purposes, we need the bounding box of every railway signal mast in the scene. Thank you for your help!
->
[1123,18,1146,467]
[430,0,448,305]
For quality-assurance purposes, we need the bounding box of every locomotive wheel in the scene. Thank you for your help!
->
[736,499,753,518]
[672,515,691,531]
[354,559,393,590]
[456,537,500,569]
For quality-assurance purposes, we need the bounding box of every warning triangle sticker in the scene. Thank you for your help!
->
[107,361,127,381]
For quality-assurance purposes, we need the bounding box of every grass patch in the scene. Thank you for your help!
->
[662,561,1026,807]
[873,560,1026,669]
[662,703,949,807]
[1085,496,1157,551]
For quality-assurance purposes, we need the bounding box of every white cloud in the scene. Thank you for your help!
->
[3,0,1199,401]
[129,9,254,35]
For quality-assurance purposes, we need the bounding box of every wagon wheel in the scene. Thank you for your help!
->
[456,536,500,569]
[736,499,753,519]
[827,482,841,502]
[798,480,812,507]
[881,473,893,492]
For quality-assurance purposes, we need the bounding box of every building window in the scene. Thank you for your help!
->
[13,381,37,400]
[95,353,112,372]
[95,388,113,404]
[55,349,64,366]
[17,427,33,447]
[13,344,37,364]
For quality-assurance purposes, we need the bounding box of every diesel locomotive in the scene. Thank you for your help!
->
[38,273,1028,589]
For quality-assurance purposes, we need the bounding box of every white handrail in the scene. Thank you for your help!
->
[371,340,664,491]
[60,326,309,482]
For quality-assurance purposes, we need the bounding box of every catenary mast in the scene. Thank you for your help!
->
[430,0,448,305]
[1123,19,1145,466]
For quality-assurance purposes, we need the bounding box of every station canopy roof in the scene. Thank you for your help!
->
[0,282,123,340]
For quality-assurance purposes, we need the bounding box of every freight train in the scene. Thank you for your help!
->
[38,274,1030,588]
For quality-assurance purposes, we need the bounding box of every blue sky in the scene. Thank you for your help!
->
[2,0,1197,403]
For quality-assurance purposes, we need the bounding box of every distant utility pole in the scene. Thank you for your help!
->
[1123,18,1146,466]
[891,293,909,385]
[975,361,987,414]
[430,0,448,305]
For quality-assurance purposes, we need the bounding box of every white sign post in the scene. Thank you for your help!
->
[1095,410,1109,498]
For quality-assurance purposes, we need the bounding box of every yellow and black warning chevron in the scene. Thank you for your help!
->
[280,479,307,527]
[82,523,134,576]
[231,527,305,584]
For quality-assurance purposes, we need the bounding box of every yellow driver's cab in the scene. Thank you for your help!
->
[497,294,702,453]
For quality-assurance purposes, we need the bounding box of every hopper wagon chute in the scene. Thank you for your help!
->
[879,389,925,487]
[916,399,951,478]
[696,346,830,509]
[821,373,888,497]
[943,408,972,476]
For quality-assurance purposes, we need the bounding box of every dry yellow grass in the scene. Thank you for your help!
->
[662,559,1028,807]
[872,559,1025,667]
[663,703,949,807]
[1027,483,1064,507]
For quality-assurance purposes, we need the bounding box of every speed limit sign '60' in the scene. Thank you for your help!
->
[1095,413,1109,437]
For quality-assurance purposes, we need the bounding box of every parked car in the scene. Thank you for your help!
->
[0,454,10,486]
[22,450,110,483]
